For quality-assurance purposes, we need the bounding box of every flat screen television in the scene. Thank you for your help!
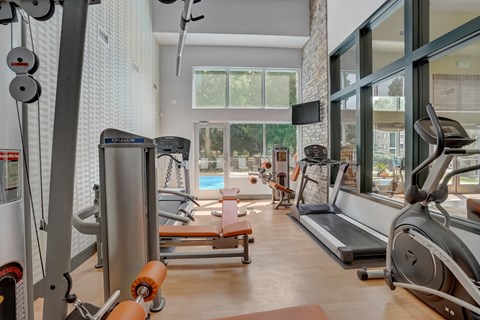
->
[291,100,320,125]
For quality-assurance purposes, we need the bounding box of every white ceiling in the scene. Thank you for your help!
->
[152,0,310,49]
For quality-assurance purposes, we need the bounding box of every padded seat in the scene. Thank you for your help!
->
[268,181,294,194]
[222,221,253,237]
[159,225,219,237]
[213,304,328,320]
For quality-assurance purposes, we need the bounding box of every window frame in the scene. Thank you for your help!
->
[329,0,480,229]
[192,67,301,109]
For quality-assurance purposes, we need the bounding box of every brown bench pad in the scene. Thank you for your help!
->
[222,220,253,237]
[467,198,480,222]
[268,181,294,194]
[159,225,220,237]
[213,304,328,320]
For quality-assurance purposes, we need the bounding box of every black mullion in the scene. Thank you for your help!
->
[330,54,341,94]
[330,100,341,185]
[358,27,373,193]
[403,0,430,190]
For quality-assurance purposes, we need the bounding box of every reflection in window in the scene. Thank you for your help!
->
[371,2,404,73]
[340,45,356,90]
[429,38,480,220]
[340,95,357,188]
[430,0,480,42]
[372,73,405,198]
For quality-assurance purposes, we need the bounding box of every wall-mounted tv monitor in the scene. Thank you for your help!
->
[291,100,320,125]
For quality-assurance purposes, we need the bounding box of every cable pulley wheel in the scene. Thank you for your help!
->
[21,0,55,21]
[10,75,42,103]
[7,47,39,75]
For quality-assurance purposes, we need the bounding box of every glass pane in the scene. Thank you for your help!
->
[266,124,297,170]
[229,70,262,108]
[265,71,298,107]
[429,39,480,221]
[198,126,224,190]
[194,70,227,108]
[340,45,356,90]
[372,2,405,73]
[372,73,405,198]
[340,95,358,188]
[229,124,263,176]
[430,0,480,41]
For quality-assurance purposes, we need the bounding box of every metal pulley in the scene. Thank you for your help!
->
[9,75,42,103]
[7,47,42,103]
[7,47,40,74]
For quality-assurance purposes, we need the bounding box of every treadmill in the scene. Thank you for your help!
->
[291,145,387,262]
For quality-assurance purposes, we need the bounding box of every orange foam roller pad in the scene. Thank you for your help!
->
[130,261,167,302]
[249,176,258,184]
[291,163,300,181]
[261,161,272,169]
[108,301,145,320]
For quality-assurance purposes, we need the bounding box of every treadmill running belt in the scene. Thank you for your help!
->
[307,213,386,257]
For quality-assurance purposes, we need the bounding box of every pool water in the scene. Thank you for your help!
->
[199,176,224,190]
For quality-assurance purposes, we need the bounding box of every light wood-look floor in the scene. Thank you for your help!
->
[34,200,443,320]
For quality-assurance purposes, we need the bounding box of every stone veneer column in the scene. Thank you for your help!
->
[300,0,329,203]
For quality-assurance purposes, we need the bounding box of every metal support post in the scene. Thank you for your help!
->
[42,0,89,318]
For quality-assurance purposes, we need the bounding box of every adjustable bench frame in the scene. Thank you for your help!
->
[268,181,294,209]
[159,188,252,264]
[159,233,251,264]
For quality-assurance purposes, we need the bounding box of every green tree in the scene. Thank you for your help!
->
[230,124,263,156]
[195,70,227,107]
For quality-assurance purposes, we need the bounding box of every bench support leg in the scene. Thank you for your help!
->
[242,234,251,264]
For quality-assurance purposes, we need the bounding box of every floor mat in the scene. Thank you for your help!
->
[288,214,386,270]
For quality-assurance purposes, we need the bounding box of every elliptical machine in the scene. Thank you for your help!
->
[359,104,480,319]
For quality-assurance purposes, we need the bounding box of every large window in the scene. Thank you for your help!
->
[229,70,263,108]
[265,71,298,107]
[430,0,480,41]
[371,1,404,73]
[340,95,357,188]
[194,69,227,108]
[329,0,480,223]
[193,68,299,109]
[429,38,480,216]
[229,123,297,176]
[372,73,405,197]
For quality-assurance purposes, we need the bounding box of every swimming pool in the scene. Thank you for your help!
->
[199,176,224,190]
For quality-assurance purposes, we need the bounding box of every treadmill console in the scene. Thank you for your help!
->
[304,144,328,161]
[154,136,191,161]
[414,117,475,148]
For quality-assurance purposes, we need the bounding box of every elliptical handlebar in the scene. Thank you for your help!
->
[411,103,445,186]
[405,104,445,204]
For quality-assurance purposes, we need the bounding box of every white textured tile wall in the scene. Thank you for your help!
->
[27,0,160,283]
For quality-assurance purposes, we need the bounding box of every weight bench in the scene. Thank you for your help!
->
[159,188,253,264]
[213,304,329,320]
